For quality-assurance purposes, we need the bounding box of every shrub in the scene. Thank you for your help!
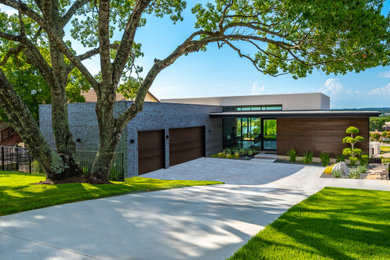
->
[31,160,43,173]
[303,151,313,164]
[349,169,360,179]
[287,148,297,162]
[336,154,345,163]
[343,126,364,158]
[234,152,240,158]
[349,156,358,166]
[357,165,367,173]
[382,158,390,164]
[320,153,330,166]
[332,170,341,178]
[323,165,333,175]
[247,149,254,156]
[371,132,381,141]
[359,154,369,166]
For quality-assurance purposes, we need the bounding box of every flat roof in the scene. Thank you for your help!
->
[210,110,381,118]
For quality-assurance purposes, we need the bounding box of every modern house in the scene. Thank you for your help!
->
[39,92,379,178]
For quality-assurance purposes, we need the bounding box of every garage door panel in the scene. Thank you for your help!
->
[169,126,205,166]
[138,130,165,175]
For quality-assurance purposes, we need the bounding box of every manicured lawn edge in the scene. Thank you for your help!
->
[228,187,390,260]
[0,171,223,216]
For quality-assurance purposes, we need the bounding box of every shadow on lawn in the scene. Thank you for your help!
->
[231,187,390,259]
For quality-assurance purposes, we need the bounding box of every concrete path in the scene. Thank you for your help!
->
[1,158,390,260]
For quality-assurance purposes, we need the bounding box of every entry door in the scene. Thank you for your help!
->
[262,119,277,150]
[138,130,165,175]
[169,126,205,166]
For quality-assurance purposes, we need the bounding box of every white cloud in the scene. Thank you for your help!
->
[251,82,265,95]
[369,83,390,96]
[378,71,390,78]
[0,6,17,16]
[322,78,343,96]
[345,89,362,96]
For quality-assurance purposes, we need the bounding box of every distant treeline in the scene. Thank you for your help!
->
[333,107,390,131]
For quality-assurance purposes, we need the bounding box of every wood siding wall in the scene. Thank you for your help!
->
[277,117,369,157]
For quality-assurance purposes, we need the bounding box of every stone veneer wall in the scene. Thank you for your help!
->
[39,102,223,177]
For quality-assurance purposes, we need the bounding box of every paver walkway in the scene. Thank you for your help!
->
[1,158,390,260]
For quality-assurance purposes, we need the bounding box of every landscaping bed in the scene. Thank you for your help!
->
[229,187,390,259]
[211,147,259,160]
[0,171,223,216]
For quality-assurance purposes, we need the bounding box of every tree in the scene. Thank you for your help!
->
[343,126,364,159]
[0,0,388,183]
[371,131,381,141]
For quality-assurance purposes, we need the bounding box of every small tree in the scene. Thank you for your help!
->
[343,126,364,158]
[371,132,381,142]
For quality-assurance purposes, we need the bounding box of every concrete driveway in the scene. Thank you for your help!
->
[1,158,390,260]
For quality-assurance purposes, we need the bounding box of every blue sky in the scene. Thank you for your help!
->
[1,1,390,109]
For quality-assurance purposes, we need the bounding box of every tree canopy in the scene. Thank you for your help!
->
[0,0,389,182]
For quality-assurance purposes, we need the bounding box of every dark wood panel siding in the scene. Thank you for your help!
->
[277,117,369,157]
[138,130,165,175]
[169,126,205,166]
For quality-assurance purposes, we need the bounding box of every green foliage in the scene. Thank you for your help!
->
[349,156,358,166]
[287,148,297,162]
[349,169,360,179]
[345,126,359,134]
[214,147,258,159]
[371,132,381,141]
[336,154,345,163]
[193,0,389,78]
[320,153,330,166]
[357,165,367,174]
[0,172,222,216]
[303,151,313,164]
[359,154,369,166]
[370,116,390,131]
[31,160,43,173]
[332,170,341,178]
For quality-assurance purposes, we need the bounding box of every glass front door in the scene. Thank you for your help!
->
[262,119,277,150]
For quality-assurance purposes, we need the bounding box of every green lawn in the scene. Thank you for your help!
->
[381,146,390,153]
[0,171,222,216]
[229,187,390,260]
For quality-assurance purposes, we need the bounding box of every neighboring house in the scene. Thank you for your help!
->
[81,89,159,102]
[0,122,22,146]
[382,122,390,131]
[39,92,379,177]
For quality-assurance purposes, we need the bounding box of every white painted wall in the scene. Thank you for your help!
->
[162,92,330,111]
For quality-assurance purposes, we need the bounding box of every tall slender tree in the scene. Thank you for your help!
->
[0,0,388,183]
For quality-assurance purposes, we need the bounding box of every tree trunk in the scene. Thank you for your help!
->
[0,69,68,179]
[48,38,82,178]
[89,93,122,183]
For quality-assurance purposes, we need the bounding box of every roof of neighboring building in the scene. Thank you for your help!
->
[81,89,159,102]
[210,110,381,118]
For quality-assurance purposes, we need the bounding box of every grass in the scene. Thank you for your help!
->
[380,146,390,153]
[0,171,222,216]
[229,187,390,260]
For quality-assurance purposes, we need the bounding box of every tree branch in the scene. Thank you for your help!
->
[0,0,99,89]
[61,0,90,27]
[98,0,112,90]
[111,0,151,88]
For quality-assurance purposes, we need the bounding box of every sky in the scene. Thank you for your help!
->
[1,1,390,109]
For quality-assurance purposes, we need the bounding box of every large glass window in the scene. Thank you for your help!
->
[223,118,277,151]
[232,105,282,111]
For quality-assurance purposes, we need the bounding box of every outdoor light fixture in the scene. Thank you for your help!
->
[166,135,169,139]
[130,139,135,143]
[76,138,81,143]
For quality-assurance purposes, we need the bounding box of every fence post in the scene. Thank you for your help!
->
[29,153,32,174]
[121,152,124,180]
[1,146,4,171]
[16,147,19,172]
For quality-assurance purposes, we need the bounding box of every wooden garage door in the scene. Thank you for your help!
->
[169,126,205,166]
[138,130,165,175]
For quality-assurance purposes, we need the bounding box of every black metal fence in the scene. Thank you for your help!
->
[0,146,125,181]
[0,146,31,173]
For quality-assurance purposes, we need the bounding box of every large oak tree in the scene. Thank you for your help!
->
[0,0,388,183]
